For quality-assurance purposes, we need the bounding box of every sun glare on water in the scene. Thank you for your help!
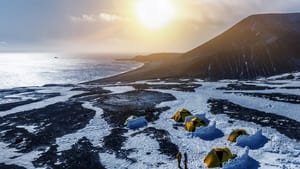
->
[135,0,175,29]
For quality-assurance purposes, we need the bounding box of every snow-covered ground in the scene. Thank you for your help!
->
[148,82,299,169]
[0,76,300,169]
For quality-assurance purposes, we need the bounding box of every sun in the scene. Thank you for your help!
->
[135,0,175,29]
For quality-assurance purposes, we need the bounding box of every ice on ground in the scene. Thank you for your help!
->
[126,117,148,130]
[16,125,38,133]
[103,86,135,94]
[55,101,110,151]
[0,142,41,169]
[99,152,130,169]
[236,129,269,149]
[131,80,182,85]
[224,148,260,169]
[194,121,224,141]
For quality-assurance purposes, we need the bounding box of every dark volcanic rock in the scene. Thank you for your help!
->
[208,99,300,140]
[217,83,275,90]
[132,83,201,92]
[0,102,95,153]
[0,93,60,111]
[71,86,111,100]
[102,128,136,162]
[96,90,176,127]
[131,127,179,158]
[0,88,36,98]
[42,84,76,88]
[232,92,300,104]
[0,164,26,169]
[33,137,105,169]
[103,128,128,153]
[280,86,300,89]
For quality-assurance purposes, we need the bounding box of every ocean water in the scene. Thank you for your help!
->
[0,53,142,89]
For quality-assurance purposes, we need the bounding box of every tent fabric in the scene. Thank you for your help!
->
[126,116,147,129]
[171,108,192,122]
[204,148,235,168]
[185,117,207,132]
[124,115,138,126]
[228,129,248,142]
[184,114,210,125]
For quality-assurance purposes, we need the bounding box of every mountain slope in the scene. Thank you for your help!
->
[95,13,300,83]
[177,13,300,79]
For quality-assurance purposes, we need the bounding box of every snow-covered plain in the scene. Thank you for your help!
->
[0,74,300,169]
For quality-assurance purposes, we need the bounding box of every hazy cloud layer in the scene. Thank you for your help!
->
[70,13,122,23]
[0,0,300,53]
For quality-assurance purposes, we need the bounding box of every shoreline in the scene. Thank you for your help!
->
[80,60,145,85]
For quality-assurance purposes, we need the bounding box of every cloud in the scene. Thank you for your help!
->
[99,13,121,22]
[0,41,7,46]
[70,14,96,22]
[70,13,122,23]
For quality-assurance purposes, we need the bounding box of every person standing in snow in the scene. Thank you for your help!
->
[184,152,188,169]
[176,152,182,168]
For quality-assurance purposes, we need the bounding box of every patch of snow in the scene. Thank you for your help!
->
[236,129,269,149]
[0,87,83,117]
[16,125,38,133]
[266,72,298,80]
[223,147,259,169]
[121,132,177,169]
[55,101,110,151]
[99,152,130,169]
[194,121,224,140]
[131,80,181,85]
[0,142,41,169]
[103,86,135,94]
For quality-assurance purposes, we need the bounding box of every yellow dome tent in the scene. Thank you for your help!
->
[204,147,235,168]
[185,117,207,132]
[171,108,192,122]
[228,129,248,142]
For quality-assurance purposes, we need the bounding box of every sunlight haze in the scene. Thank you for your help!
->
[1,0,300,53]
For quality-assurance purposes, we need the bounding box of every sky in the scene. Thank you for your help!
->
[1,0,300,54]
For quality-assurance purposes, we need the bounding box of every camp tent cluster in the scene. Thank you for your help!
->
[171,108,268,168]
